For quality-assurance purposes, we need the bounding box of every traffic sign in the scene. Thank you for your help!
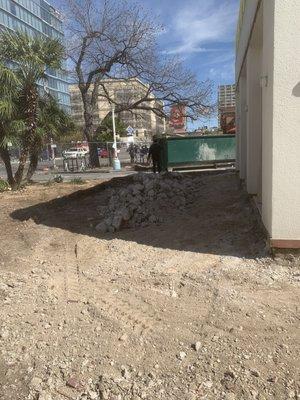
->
[126,126,135,136]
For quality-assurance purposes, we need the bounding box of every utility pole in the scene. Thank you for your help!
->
[111,104,121,171]
[112,104,117,157]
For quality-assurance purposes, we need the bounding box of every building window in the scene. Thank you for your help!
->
[42,21,52,36]
[10,1,17,16]
[47,77,58,90]
[40,0,51,23]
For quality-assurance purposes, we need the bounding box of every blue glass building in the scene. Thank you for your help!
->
[0,0,71,111]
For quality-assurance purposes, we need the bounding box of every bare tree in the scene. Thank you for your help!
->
[65,0,214,167]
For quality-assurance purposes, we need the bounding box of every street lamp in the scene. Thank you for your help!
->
[111,103,121,171]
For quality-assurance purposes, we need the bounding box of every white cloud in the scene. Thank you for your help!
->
[204,51,235,66]
[209,63,235,81]
[162,47,219,55]
[166,0,239,55]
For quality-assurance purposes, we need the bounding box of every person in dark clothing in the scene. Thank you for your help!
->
[128,143,135,164]
[147,138,162,173]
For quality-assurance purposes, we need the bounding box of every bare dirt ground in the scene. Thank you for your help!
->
[0,172,299,400]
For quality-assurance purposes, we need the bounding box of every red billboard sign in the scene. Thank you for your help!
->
[170,104,186,130]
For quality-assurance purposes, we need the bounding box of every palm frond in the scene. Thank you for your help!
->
[0,30,64,81]
[0,99,14,119]
[0,63,20,96]
[0,119,25,147]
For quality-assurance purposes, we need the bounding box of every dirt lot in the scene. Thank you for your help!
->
[0,172,299,400]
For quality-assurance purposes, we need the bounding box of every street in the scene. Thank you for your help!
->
[0,158,136,183]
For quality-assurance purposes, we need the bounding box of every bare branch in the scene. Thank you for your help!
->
[63,0,214,165]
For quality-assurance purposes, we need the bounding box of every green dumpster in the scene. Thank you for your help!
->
[159,135,236,170]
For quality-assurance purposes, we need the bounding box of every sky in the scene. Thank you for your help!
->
[53,0,240,129]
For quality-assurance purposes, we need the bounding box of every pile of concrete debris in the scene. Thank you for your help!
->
[95,173,199,233]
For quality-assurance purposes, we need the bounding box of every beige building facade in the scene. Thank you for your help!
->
[218,84,236,117]
[236,0,300,249]
[70,79,165,139]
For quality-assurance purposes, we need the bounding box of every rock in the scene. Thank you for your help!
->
[66,376,85,391]
[88,391,98,399]
[38,391,53,400]
[224,371,236,380]
[225,393,236,400]
[30,376,43,391]
[112,215,123,230]
[100,390,110,400]
[250,369,260,377]
[0,329,9,339]
[95,172,194,232]
[203,381,213,389]
[119,333,128,342]
[178,352,187,361]
[0,283,8,291]
[267,376,278,383]
[193,342,202,352]
[221,371,236,391]
[149,215,158,224]
[250,389,259,399]
[95,221,108,233]
[121,366,131,380]
[132,184,143,195]
[120,207,131,221]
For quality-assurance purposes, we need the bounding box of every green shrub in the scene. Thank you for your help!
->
[53,175,64,183]
[0,179,9,192]
[69,177,86,185]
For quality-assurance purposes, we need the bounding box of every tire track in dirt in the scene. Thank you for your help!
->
[65,244,81,303]
[46,239,164,338]
[85,283,164,338]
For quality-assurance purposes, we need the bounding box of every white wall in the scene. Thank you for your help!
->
[261,0,275,237]
[246,46,262,195]
[236,0,260,82]
[269,0,300,240]
[237,0,300,243]
[239,74,247,181]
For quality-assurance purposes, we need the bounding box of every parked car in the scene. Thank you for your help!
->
[98,148,109,158]
[62,147,89,159]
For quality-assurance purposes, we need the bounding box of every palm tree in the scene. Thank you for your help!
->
[26,95,75,181]
[0,64,24,188]
[0,30,64,186]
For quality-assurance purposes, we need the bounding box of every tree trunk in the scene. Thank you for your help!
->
[88,141,100,168]
[14,148,28,187]
[0,145,17,189]
[14,86,38,187]
[26,136,42,182]
[26,148,39,182]
[82,92,100,168]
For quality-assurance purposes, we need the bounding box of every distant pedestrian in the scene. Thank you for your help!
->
[133,145,139,163]
[139,145,148,164]
[128,144,135,164]
[147,137,162,173]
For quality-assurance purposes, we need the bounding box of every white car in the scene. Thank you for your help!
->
[62,147,89,159]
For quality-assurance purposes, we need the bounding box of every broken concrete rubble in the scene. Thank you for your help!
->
[95,172,198,233]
